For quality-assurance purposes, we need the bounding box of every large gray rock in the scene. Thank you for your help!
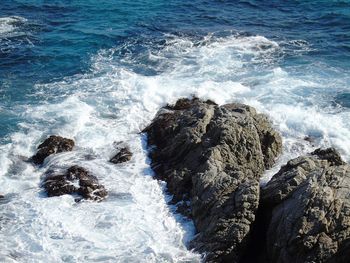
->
[144,98,282,261]
[261,148,350,263]
[31,135,75,165]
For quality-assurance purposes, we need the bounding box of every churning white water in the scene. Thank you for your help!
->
[0,16,28,36]
[0,33,349,262]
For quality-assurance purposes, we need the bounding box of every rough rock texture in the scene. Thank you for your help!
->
[31,135,75,165]
[110,147,132,164]
[144,98,282,261]
[42,165,107,201]
[261,148,350,263]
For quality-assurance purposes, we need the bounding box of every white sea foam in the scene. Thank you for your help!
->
[0,16,27,35]
[1,33,349,262]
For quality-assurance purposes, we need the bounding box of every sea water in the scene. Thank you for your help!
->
[0,1,349,262]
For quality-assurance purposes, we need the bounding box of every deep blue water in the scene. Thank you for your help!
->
[0,1,350,262]
[1,1,350,113]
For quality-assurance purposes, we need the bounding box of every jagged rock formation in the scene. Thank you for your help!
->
[261,148,350,263]
[144,98,282,261]
[31,135,74,165]
[42,165,107,201]
[110,147,133,164]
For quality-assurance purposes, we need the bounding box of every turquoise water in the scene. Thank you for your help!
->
[0,1,349,262]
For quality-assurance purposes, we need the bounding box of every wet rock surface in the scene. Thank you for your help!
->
[43,165,107,201]
[260,148,350,263]
[31,135,75,165]
[110,147,132,164]
[144,98,282,262]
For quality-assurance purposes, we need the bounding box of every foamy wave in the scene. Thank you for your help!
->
[0,16,27,35]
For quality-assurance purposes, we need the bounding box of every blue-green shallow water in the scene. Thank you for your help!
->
[0,1,349,262]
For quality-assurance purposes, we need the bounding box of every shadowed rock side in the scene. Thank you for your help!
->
[31,135,75,165]
[110,147,133,164]
[144,98,282,262]
[261,148,350,263]
[42,165,107,201]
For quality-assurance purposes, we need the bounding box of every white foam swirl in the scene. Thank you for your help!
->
[0,16,27,35]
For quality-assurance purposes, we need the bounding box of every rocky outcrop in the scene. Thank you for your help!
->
[42,165,107,201]
[261,148,350,263]
[31,135,75,165]
[110,147,132,164]
[144,98,282,261]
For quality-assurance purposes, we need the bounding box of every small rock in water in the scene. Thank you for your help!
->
[31,135,75,165]
[303,135,315,144]
[110,147,132,164]
[42,165,107,201]
[84,154,97,160]
[0,194,4,198]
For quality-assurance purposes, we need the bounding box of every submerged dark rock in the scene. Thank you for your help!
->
[43,165,107,201]
[110,147,132,164]
[304,135,316,144]
[31,135,75,165]
[261,148,350,263]
[311,147,345,166]
[144,97,282,262]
